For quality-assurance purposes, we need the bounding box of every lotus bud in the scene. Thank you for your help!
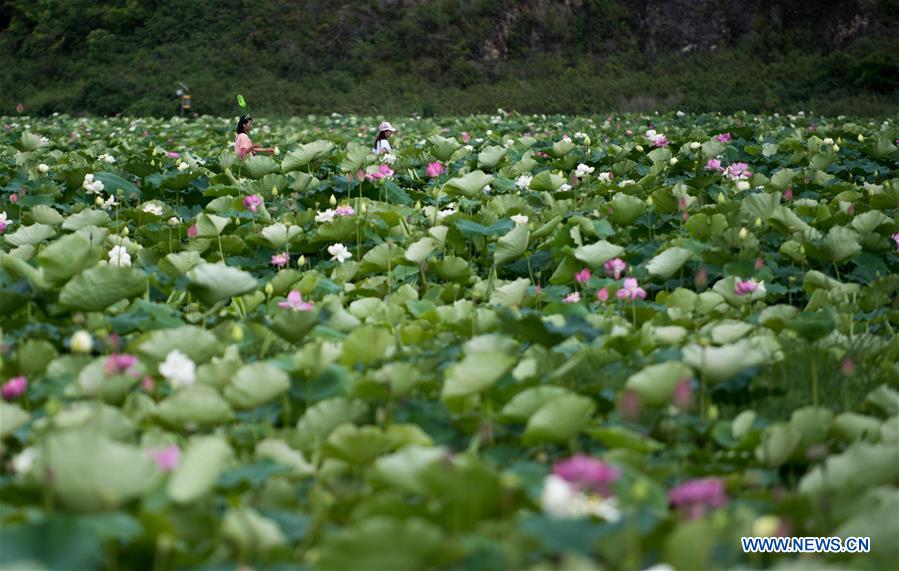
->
[717,193,725,204]
[297,255,306,267]
[583,135,591,146]
[635,144,644,152]
[230,324,244,342]
[690,141,701,150]
[415,201,421,210]
[739,227,749,240]
[70,330,93,353]
[708,404,719,420]
[832,144,839,152]
[360,202,367,215]
[329,194,337,206]
[754,217,762,227]
[753,515,781,538]
[646,196,654,206]
[669,157,678,165]
[631,479,649,501]
[273,146,280,156]
[122,227,129,236]
[272,186,279,196]
[95,196,104,206]
[857,134,864,142]
[264,283,274,296]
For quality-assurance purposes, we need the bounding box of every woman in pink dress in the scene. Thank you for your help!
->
[234,115,275,159]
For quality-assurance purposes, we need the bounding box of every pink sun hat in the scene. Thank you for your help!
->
[378,121,397,132]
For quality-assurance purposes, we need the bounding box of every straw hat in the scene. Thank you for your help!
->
[378,121,397,132]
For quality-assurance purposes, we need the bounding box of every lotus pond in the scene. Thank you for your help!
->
[1,112,898,571]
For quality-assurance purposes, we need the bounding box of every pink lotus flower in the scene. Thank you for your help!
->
[725,162,751,180]
[892,233,899,251]
[618,389,642,421]
[596,288,609,302]
[16,102,24,114]
[0,219,6,234]
[616,277,646,301]
[735,279,761,296]
[754,257,764,271]
[678,197,687,211]
[575,268,591,284]
[563,291,581,304]
[334,205,355,216]
[694,266,708,288]
[673,378,693,410]
[105,353,139,376]
[841,356,855,376]
[2,376,27,401]
[715,132,732,143]
[243,194,262,212]
[669,477,728,519]
[271,252,289,267]
[367,164,395,181]
[141,375,155,392]
[462,132,471,143]
[426,161,445,178]
[553,455,620,496]
[10,194,18,204]
[604,258,627,280]
[187,224,198,238]
[278,290,314,311]
[705,159,725,173]
[149,445,181,472]
[166,151,179,159]
[652,135,669,147]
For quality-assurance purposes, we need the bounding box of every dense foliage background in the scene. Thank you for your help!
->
[2,0,898,117]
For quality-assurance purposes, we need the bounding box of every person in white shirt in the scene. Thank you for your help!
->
[372,121,397,154]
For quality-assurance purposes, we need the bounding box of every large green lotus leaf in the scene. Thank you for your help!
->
[832,412,881,443]
[529,170,564,191]
[428,135,461,162]
[712,275,766,306]
[489,277,531,306]
[769,168,796,190]
[136,325,220,365]
[507,152,538,177]
[37,232,93,285]
[221,507,286,556]
[754,423,802,468]
[281,140,334,172]
[739,192,781,222]
[586,425,663,453]
[59,265,147,311]
[47,402,137,441]
[156,385,235,428]
[665,518,716,571]
[374,446,445,495]
[551,139,577,157]
[441,352,516,399]
[42,430,161,511]
[30,205,64,226]
[523,393,595,444]
[187,263,257,304]
[158,251,202,277]
[758,305,800,331]
[359,243,405,274]
[19,131,45,151]
[799,443,899,497]
[646,246,693,280]
[573,240,624,269]
[317,517,447,571]
[62,209,110,231]
[836,487,899,560]
[444,170,494,197]
[261,222,302,248]
[295,398,368,450]
[0,401,30,437]
[625,361,693,406]
[477,145,507,169]
[404,237,436,265]
[255,438,315,476]
[819,225,862,263]
[431,256,472,282]
[701,139,726,157]
[167,436,232,504]
[223,362,289,410]
[194,213,230,238]
[608,194,645,226]
[682,340,768,383]
[494,224,529,266]
[4,223,55,247]
[269,307,318,344]
[785,311,836,341]
[74,358,140,403]
[240,155,280,179]
[323,424,397,464]
[500,385,572,421]
[851,210,892,234]
[372,362,420,397]
[316,217,357,242]
[340,326,394,366]
[340,143,371,172]
[94,172,140,197]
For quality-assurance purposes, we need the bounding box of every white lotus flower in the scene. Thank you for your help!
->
[736,180,751,191]
[108,245,131,267]
[98,153,115,164]
[12,447,38,476]
[315,209,336,223]
[644,129,657,139]
[515,175,532,189]
[177,161,189,171]
[328,243,352,264]
[82,173,105,194]
[558,183,572,192]
[689,141,701,150]
[597,172,612,182]
[511,214,529,226]
[168,216,181,226]
[575,163,595,177]
[381,153,397,165]
[142,203,164,216]
[70,330,93,353]
[822,137,834,145]
[618,179,635,187]
[101,195,117,210]
[540,475,621,521]
[38,163,49,173]
[669,157,678,165]
[437,205,457,220]
[159,349,196,389]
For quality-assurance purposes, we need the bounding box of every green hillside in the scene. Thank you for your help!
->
[1,0,898,116]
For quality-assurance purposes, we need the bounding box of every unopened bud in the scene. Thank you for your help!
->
[297,255,306,267]
[739,227,749,240]
[329,194,337,206]
[230,324,244,341]
[754,217,762,227]
[264,283,274,296]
